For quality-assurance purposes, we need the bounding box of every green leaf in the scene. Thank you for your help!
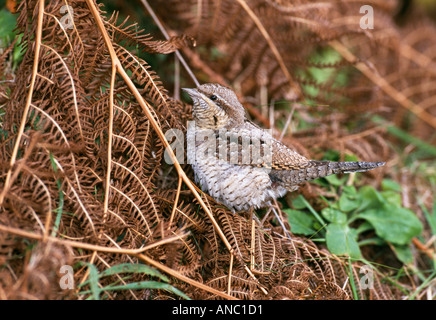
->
[0,9,24,71]
[343,185,357,195]
[321,207,347,224]
[104,281,190,300]
[420,199,436,236]
[355,221,375,235]
[356,204,423,245]
[324,174,346,186]
[326,223,361,259]
[293,195,326,226]
[322,149,340,161]
[99,263,169,282]
[391,244,413,265]
[86,263,101,300]
[344,154,358,162]
[0,9,17,46]
[79,263,170,288]
[372,116,436,158]
[380,190,402,207]
[286,209,316,235]
[291,195,307,210]
[49,152,64,238]
[78,263,190,300]
[381,179,401,192]
[339,192,360,213]
[356,186,385,211]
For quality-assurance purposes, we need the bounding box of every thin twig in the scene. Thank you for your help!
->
[279,104,296,141]
[0,223,188,255]
[137,253,238,300]
[101,53,116,240]
[228,253,234,295]
[272,200,292,240]
[330,40,436,130]
[236,0,301,98]
[140,0,199,87]
[168,177,182,229]
[250,215,255,271]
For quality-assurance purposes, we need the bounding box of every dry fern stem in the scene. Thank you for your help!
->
[3,0,432,299]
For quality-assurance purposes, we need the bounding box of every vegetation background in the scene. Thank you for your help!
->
[0,0,435,300]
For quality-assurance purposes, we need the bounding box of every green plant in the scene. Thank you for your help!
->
[0,8,24,72]
[286,179,423,263]
[78,263,190,300]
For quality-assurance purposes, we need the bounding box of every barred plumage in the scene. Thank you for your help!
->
[183,83,385,211]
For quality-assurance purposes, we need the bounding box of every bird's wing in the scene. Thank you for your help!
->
[213,122,311,169]
[269,139,312,170]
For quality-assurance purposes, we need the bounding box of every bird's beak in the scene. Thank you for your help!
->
[182,87,198,98]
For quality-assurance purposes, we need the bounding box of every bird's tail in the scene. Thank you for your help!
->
[271,161,385,188]
[319,161,386,174]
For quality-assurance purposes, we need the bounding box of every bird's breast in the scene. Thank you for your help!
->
[187,127,286,211]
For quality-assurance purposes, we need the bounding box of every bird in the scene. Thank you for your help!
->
[182,83,385,212]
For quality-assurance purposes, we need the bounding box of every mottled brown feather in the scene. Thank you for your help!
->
[184,83,385,210]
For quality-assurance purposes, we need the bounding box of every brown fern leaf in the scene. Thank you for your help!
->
[1,0,424,301]
[106,12,196,54]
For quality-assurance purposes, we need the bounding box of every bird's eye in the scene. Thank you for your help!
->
[210,95,217,101]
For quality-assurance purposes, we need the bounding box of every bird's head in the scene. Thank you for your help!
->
[183,83,246,129]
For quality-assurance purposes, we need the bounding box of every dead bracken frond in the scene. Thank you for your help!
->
[1,0,434,300]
